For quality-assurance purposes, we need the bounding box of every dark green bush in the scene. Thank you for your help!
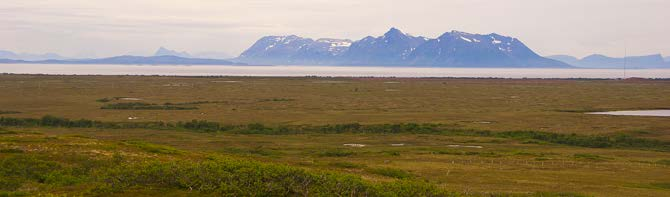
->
[0,149,23,154]
[573,154,610,161]
[101,102,198,110]
[0,111,20,115]
[319,149,356,157]
[366,167,413,179]
[2,115,668,151]
[95,158,450,196]
[95,98,112,103]
[124,141,182,155]
[0,155,61,183]
[329,162,366,169]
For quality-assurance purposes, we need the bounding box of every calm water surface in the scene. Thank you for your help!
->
[3,64,670,78]
[587,110,670,117]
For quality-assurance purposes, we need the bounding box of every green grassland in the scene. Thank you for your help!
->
[1,74,670,196]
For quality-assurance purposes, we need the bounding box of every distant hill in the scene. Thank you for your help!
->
[0,59,28,63]
[0,55,241,65]
[665,56,670,62]
[192,51,234,60]
[545,55,580,66]
[154,47,234,60]
[236,28,571,68]
[154,47,192,58]
[547,54,669,69]
[0,50,68,61]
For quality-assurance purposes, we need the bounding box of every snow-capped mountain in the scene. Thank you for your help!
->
[289,38,353,65]
[236,35,314,65]
[547,54,669,68]
[236,28,571,68]
[236,36,353,65]
[407,31,566,67]
[342,28,428,65]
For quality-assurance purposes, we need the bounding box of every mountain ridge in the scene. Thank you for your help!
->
[154,47,191,58]
[0,50,68,61]
[547,54,669,68]
[235,28,570,68]
[0,55,241,65]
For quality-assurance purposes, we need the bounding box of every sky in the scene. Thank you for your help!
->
[1,0,668,58]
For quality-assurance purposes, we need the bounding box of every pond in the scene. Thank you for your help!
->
[587,110,670,117]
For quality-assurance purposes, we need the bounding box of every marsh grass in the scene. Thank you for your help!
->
[431,149,501,157]
[572,153,612,161]
[0,111,20,115]
[0,148,24,154]
[318,149,356,157]
[101,102,198,110]
[1,75,670,196]
[95,98,112,103]
[221,146,282,157]
[123,140,182,155]
[366,167,413,179]
[2,115,669,151]
[329,162,367,169]
[0,134,454,196]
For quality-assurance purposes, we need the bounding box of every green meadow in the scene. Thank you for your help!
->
[1,74,669,196]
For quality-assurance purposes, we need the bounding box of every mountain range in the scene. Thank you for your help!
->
[0,47,239,65]
[235,28,570,68]
[2,29,669,68]
[0,50,68,61]
[0,47,233,62]
[153,47,233,59]
[547,54,670,69]
[154,47,192,58]
[0,55,239,65]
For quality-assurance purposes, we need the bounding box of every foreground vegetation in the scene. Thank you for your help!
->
[1,116,669,152]
[1,74,670,196]
[0,131,455,196]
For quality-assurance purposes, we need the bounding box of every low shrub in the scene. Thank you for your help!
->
[95,98,112,103]
[94,158,449,196]
[0,111,20,115]
[329,162,366,169]
[0,149,24,154]
[573,153,610,161]
[319,149,356,157]
[123,141,182,155]
[366,167,413,179]
[101,102,198,110]
[656,159,670,165]
[2,115,668,151]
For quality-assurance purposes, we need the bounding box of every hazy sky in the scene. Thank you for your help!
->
[1,0,668,58]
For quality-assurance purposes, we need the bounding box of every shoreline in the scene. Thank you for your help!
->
[4,73,670,80]
[2,63,670,79]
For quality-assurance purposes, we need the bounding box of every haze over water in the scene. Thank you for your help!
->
[3,64,670,79]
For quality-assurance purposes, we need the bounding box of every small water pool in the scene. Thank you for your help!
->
[587,110,670,117]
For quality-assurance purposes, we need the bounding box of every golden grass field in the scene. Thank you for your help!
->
[1,74,670,196]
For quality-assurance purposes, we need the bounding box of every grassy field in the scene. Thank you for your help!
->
[1,74,670,196]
